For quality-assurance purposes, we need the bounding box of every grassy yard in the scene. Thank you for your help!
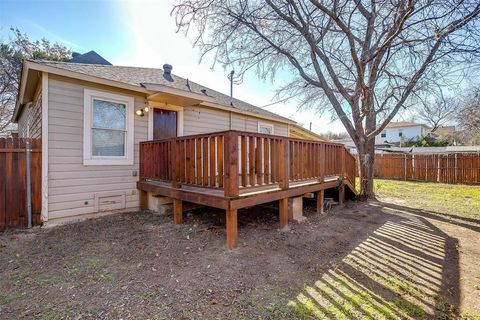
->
[372,179,480,220]
[0,180,479,319]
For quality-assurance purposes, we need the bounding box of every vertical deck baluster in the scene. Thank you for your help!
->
[241,135,247,187]
[209,136,216,187]
[203,138,208,186]
[249,135,255,186]
[256,136,262,185]
[264,138,269,184]
[217,135,224,187]
[196,139,202,185]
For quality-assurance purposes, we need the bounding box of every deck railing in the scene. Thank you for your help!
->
[140,130,356,197]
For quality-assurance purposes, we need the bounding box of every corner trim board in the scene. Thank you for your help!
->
[41,72,49,222]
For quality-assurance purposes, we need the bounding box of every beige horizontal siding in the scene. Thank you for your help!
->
[17,107,28,138]
[18,82,42,138]
[183,105,288,136]
[47,76,147,220]
[45,75,290,221]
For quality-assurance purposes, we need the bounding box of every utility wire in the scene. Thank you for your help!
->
[259,95,295,108]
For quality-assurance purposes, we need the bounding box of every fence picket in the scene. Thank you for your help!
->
[367,153,480,184]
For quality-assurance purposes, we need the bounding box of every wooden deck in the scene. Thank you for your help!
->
[137,130,357,248]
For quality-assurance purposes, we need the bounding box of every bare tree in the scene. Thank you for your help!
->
[0,28,71,136]
[172,0,480,198]
[456,86,480,144]
[418,92,456,132]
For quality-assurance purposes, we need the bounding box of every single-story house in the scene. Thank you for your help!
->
[13,53,339,227]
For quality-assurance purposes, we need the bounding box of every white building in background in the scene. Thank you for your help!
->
[375,121,429,145]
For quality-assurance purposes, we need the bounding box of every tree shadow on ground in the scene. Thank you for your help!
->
[287,201,460,319]
[380,201,480,233]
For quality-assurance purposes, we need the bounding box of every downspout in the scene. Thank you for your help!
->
[26,139,32,228]
[25,101,33,228]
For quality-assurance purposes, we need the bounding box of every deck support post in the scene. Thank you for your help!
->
[173,199,183,224]
[339,185,345,205]
[279,197,289,230]
[316,190,324,214]
[226,209,238,249]
[139,190,148,210]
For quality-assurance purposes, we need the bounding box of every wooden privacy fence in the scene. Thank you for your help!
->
[0,138,42,230]
[140,130,356,197]
[373,153,480,184]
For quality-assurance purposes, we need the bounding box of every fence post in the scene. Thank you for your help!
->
[224,131,239,197]
[404,154,407,181]
[437,155,441,183]
[454,154,457,184]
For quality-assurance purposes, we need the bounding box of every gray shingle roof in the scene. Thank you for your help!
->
[386,121,429,129]
[68,51,112,65]
[33,60,293,123]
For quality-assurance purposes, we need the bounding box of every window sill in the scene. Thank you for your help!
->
[83,158,134,166]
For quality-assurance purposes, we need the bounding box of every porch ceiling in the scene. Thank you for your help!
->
[143,82,215,107]
[147,91,203,107]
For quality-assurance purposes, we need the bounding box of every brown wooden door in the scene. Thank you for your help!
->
[153,109,177,140]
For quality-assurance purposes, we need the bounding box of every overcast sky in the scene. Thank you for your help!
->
[1,0,424,135]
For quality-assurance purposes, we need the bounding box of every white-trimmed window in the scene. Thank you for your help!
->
[83,89,134,165]
[258,122,274,135]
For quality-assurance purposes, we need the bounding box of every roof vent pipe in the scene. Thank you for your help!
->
[163,64,174,82]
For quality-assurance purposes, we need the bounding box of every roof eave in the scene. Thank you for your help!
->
[26,60,150,94]
[12,61,31,123]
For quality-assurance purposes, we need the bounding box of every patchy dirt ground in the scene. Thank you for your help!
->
[1,193,479,319]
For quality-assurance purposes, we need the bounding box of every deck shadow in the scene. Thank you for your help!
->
[287,202,460,319]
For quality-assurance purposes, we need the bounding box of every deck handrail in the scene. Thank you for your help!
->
[139,130,356,197]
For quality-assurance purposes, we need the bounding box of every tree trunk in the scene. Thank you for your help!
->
[357,137,376,200]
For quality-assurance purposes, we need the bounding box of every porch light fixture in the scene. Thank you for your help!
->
[136,107,149,117]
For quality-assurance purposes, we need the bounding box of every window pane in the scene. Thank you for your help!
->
[92,129,125,156]
[93,99,126,130]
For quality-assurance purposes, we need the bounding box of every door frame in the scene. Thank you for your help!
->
[147,101,184,140]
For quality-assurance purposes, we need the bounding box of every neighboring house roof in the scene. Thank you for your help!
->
[432,126,455,135]
[68,51,112,65]
[333,138,394,148]
[381,146,480,154]
[384,121,429,129]
[27,60,293,124]
[289,124,326,141]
